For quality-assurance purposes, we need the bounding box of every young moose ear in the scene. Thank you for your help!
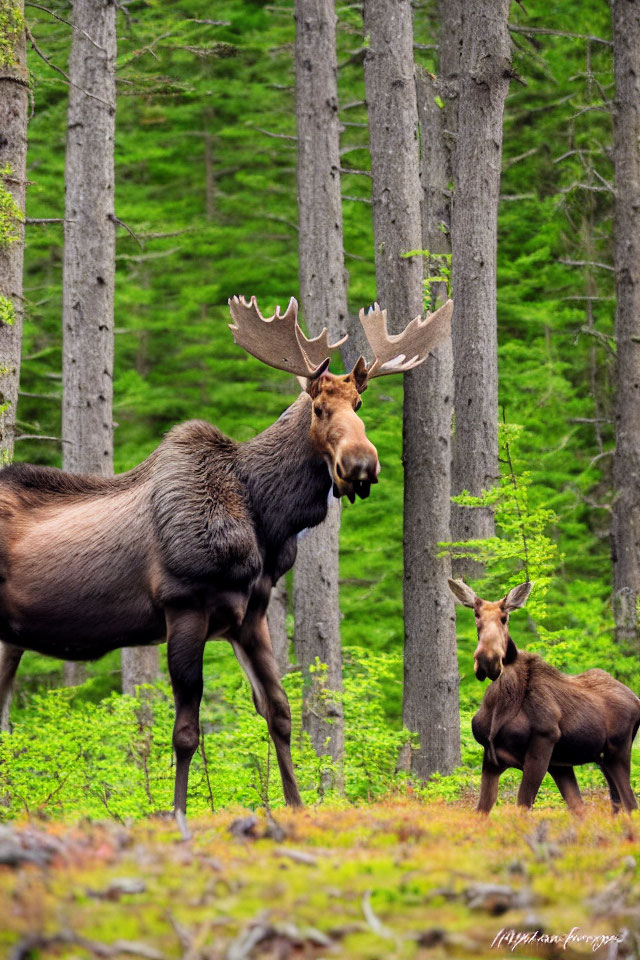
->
[448,579,478,608]
[503,581,533,612]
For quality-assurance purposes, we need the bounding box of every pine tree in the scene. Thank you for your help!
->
[60,0,117,687]
[0,0,28,731]
[363,0,458,778]
[0,0,27,464]
[610,0,640,646]
[407,33,460,774]
[293,0,347,776]
[450,0,513,557]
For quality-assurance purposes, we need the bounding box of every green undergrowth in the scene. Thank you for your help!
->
[2,645,639,822]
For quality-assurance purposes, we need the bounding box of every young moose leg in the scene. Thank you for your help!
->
[476,752,505,814]
[233,614,302,808]
[600,766,622,814]
[601,755,638,813]
[166,608,209,839]
[0,644,23,733]
[517,734,557,809]
[549,766,584,814]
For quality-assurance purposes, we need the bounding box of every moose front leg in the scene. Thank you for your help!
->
[549,766,584,815]
[517,733,557,809]
[166,607,209,840]
[233,613,302,808]
[476,752,505,814]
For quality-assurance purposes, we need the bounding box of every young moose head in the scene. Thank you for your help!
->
[228,295,453,503]
[448,580,533,681]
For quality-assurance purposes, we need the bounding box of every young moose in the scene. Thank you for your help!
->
[449,579,640,815]
[0,295,452,837]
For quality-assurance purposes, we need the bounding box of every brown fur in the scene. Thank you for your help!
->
[0,378,380,832]
[449,580,640,814]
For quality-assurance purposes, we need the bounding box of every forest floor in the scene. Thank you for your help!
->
[1,798,638,960]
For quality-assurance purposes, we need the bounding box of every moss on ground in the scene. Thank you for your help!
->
[1,800,638,959]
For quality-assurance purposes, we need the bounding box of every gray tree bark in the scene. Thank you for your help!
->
[611,0,640,646]
[62,0,116,480]
[450,0,512,555]
[0,1,28,729]
[364,0,459,777]
[0,0,27,465]
[405,63,460,777]
[293,0,347,777]
[60,0,156,689]
[121,645,160,695]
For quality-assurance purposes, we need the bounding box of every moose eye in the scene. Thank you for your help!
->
[501,616,507,624]
[314,405,323,418]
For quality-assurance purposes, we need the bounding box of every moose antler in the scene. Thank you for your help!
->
[228,295,347,377]
[359,299,453,379]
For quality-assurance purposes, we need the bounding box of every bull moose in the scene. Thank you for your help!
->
[0,294,452,837]
[449,579,640,815]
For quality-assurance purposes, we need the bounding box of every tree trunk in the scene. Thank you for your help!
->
[293,519,343,775]
[293,0,347,778]
[611,0,640,646]
[405,64,460,777]
[0,1,28,729]
[450,0,512,558]
[267,578,290,676]
[61,0,151,689]
[364,0,459,778]
[0,0,27,465]
[62,0,116,479]
[121,646,160,695]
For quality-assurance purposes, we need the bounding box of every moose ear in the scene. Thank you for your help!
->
[304,357,331,395]
[448,578,478,608]
[350,356,369,394]
[503,581,533,612]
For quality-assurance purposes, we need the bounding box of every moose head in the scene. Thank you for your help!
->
[228,294,453,503]
[448,579,533,681]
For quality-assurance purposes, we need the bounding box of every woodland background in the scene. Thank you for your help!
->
[0,0,639,820]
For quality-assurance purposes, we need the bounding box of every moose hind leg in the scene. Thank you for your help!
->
[601,753,638,813]
[549,766,584,815]
[600,765,622,814]
[233,616,302,808]
[0,643,24,733]
[166,608,208,839]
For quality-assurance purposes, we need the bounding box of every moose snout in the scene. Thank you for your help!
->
[474,651,503,682]
[335,447,380,503]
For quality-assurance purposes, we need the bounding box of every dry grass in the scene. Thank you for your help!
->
[1,798,639,959]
